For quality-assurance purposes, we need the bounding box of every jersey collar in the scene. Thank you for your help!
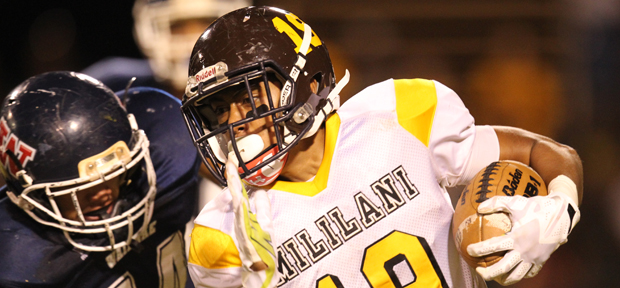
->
[270,113,340,196]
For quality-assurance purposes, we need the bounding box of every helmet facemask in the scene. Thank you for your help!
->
[7,130,157,252]
[183,62,316,186]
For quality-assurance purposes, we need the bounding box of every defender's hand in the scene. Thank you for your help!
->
[467,181,580,286]
[226,160,279,287]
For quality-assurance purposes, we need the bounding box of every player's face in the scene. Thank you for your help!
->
[55,177,121,221]
[207,79,283,150]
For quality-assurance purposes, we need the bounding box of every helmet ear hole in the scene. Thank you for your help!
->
[310,73,322,94]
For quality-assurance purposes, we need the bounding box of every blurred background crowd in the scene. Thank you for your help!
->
[1,0,619,287]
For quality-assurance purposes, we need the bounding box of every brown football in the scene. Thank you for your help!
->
[452,160,547,269]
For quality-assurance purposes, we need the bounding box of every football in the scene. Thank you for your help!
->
[452,160,548,269]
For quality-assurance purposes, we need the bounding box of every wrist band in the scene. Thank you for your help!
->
[548,175,579,206]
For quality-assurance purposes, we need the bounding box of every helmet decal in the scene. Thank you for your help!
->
[0,117,36,178]
[186,61,229,98]
[272,13,323,55]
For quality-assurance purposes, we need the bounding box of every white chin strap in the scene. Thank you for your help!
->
[280,22,350,142]
[303,69,349,139]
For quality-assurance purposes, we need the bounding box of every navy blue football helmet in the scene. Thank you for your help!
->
[1,71,156,252]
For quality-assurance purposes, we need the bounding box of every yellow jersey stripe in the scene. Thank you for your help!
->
[270,113,340,196]
[189,224,242,269]
[393,79,437,147]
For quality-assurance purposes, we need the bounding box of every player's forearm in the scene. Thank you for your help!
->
[493,125,583,205]
[529,138,583,204]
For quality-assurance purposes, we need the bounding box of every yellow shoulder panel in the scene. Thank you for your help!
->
[393,79,438,147]
[189,224,242,269]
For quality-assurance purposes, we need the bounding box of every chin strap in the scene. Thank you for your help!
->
[280,22,313,110]
[280,22,351,142]
[302,69,349,139]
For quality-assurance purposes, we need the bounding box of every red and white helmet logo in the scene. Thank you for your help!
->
[0,117,36,177]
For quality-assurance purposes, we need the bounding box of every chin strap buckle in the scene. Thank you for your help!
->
[302,69,350,139]
[15,170,33,187]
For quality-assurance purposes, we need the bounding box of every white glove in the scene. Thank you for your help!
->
[467,176,581,286]
[226,160,279,288]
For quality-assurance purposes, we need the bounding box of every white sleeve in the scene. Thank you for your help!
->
[189,189,244,288]
[188,264,243,288]
[429,81,499,187]
[460,125,500,184]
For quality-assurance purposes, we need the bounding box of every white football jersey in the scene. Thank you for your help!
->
[189,78,499,288]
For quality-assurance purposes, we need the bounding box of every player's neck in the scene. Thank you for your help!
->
[278,126,325,183]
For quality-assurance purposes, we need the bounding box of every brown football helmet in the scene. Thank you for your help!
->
[181,6,348,186]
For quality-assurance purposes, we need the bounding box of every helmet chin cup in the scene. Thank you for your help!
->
[227,134,265,167]
[225,134,287,187]
[242,146,288,187]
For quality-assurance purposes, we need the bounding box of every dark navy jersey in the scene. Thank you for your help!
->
[0,88,200,288]
[82,57,165,93]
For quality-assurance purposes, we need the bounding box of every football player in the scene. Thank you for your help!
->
[83,0,252,252]
[83,0,250,99]
[182,6,583,288]
[0,71,201,287]
[82,0,253,231]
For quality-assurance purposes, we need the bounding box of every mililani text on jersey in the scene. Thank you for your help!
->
[276,165,420,286]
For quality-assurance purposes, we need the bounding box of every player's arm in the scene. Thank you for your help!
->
[494,125,583,205]
[225,160,279,288]
[467,125,583,285]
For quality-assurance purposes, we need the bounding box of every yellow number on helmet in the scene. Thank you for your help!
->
[272,13,322,54]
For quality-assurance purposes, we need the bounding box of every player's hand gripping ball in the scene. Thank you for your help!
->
[452,160,547,269]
